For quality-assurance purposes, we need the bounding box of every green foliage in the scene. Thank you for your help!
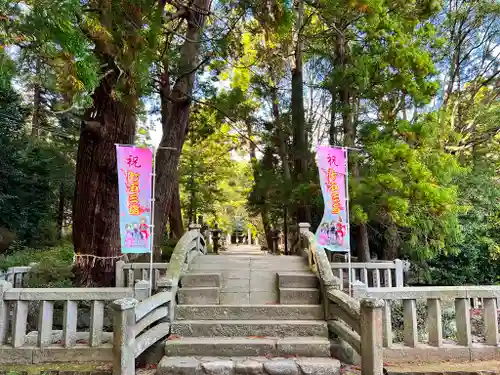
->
[0,242,74,271]
[355,115,464,260]
[25,257,75,288]
[0,80,75,246]
[179,103,254,233]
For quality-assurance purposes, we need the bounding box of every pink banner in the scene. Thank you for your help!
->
[315,146,350,252]
[116,146,153,253]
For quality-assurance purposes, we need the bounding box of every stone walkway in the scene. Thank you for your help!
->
[189,244,310,304]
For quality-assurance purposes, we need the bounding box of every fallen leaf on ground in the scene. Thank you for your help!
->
[167,335,183,340]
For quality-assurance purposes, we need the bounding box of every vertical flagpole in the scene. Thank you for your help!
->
[344,147,353,297]
[149,146,157,297]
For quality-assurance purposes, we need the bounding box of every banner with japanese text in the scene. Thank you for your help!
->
[315,146,350,252]
[116,145,153,253]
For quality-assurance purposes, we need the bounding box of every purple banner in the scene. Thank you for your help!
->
[315,146,350,252]
[116,146,153,253]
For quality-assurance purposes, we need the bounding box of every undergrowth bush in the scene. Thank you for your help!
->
[0,242,75,287]
[0,242,74,271]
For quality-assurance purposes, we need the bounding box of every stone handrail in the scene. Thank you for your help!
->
[331,259,404,288]
[298,223,384,375]
[156,224,206,322]
[112,291,172,375]
[353,284,500,362]
[0,265,37,288]
[115,261,169,289]
[111,225,206,375]
[0,280,149,364]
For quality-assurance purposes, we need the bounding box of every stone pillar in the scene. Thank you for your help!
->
[0,281,12,344]
[360,298,384,375]
[115,260,126,287]
[298,222,311,234]
[134,280,150,300]
[255,236,259,246]
[112,298,137,375]
[212,223,222,255]
[394,259,404,287]
[189,223,201,232]
[271,230,279,253]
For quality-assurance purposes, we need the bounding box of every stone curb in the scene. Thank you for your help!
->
[0,372,111,375]
[157,356,341,375]
[388,372,499,375]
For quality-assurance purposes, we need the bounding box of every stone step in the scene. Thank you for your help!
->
[157,356,341,375]
[175,305,325,320]
[279,288,320,305]
[171,320,328,337]
[181,273,221,287]
[178,287,220,304]
[278,272,319,288]
[164,337,331,357]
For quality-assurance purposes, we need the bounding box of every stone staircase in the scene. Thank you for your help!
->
[157,252,342,375]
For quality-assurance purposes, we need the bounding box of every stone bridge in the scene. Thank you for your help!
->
[1,224,500,375]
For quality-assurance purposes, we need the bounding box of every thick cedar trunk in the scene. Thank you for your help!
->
[383,223,399,260]
[57,182,65,240]
[291,0,310,224]
[329,85,338,146]
[73,73,137,286]
[168,172,184,239]
[153,0,211,258]
[271,89,292,185]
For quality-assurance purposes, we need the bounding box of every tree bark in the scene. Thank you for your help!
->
[73,72,137,286]
[153,0,211,258]
[57,182,65,240]
[168,172,184,239]
[291,0,310,224]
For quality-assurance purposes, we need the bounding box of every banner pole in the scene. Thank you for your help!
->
[149,146,157,297]
[344,147,353,297]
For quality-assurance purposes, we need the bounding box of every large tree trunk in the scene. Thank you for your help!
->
[291,0,310,224]
[169,172,184,239]
[57,182,65,240]
[73,73,137,286]
[153,0,211,258]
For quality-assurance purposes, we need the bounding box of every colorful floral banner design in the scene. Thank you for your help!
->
[315,146,350,252]
[116,145,153,253]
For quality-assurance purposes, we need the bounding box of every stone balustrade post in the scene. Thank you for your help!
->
[394,259,404,287]
[157,278,175,322]
[360,298,384,375]
[134,279,150,300]
[115,260,126,287]
[0,281,12,344]
[112,298,138,375]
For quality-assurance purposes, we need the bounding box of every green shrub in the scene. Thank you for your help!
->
[0,242,74,271]
[25,258,75,288]
[161,238,178,262]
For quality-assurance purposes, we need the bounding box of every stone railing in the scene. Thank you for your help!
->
[353,284,500,363]
[111,225,206,375]
[112,291,172,375]
[115,261,168,289]
[298,223,384,375]
[156,224,206,322]
[0,265,37,288]
[0,279,149,364]
[331,259,404,288]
